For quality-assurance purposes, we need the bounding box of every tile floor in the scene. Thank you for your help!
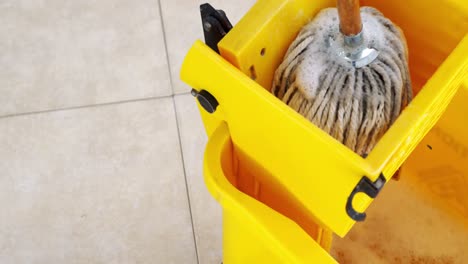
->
[0,1,255,263]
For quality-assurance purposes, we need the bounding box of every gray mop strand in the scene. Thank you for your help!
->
[272,7,412,156]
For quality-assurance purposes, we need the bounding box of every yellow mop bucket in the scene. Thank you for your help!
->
[181,0,468,262]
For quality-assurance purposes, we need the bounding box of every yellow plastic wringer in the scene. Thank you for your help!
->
[181,0,468,263]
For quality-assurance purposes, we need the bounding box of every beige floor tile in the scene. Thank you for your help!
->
[0,0,171,116]
[174,94,223,264]
[0,98,197,264]
[161,0,256,94]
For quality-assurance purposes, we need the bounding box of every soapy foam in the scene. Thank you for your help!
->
[294,8,387,97]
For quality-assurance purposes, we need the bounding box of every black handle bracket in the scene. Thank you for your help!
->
[200,3,233,53]
[346,174,386,221]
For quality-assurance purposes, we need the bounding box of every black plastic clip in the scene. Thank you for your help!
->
[346,174,386,221]
[200,3,233,53]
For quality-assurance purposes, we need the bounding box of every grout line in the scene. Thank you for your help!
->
[156,0,176,95]
[0,93,190,120]
[157,0,200,263]
[171,94,201,263]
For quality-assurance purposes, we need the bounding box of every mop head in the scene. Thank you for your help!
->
[272,7,412,156]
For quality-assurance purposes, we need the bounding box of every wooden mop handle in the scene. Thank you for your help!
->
[337,0,362,36]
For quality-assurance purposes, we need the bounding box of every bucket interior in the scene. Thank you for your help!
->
[332,82,468,262]
[331,173,468,263]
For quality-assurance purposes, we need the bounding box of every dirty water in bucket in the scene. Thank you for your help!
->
[330,175,468,264]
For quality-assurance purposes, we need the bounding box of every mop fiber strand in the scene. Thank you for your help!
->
[272,7,412,156]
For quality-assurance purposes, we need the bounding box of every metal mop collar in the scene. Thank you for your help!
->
[272,5,412,156]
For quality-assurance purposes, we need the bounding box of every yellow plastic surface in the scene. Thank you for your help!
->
[204,122,337,264]
[181,0,468,236]
[180,0,468,262]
